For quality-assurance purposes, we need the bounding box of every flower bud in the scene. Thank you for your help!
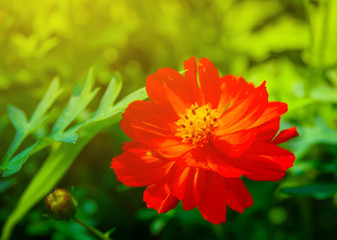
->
[45,188,77,221]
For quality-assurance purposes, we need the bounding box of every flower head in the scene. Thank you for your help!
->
[45,188,77,221]
[111,57,299,224]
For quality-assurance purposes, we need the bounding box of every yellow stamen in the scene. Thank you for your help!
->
[175,103,220,147]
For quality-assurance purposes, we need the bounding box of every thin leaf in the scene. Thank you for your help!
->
[1,137,54,177]
[3,72,99,175]
[7,104,28,132]
[29,77,63,129]
[1,132,26,170]
[53,122,85,143]
[105,228,116,238]
[81,68,95,96]
[1,80,61,170]
[3,137,55,175]
[51,69,99,136]
[2,142,39,177]
[89,87,147,123]
[112,87,147,110]
[91,73,122,119]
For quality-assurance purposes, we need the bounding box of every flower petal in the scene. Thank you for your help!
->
[251,102,287,127]
[212,130,257,158]
[146,66,198,114]
[120,100,178,146]
[254,118,281,142]
[197,171,253,224]
[178,146,245,178]
[272,127,299,145]
[167,166,206,211]
[197,171,227,224]
[218,82,268,134]
[143,182,179,214]
[198,58,222,107]
[249,101,288,140]
[184,57,201,102]
[217,75,255,114]
[154,142,193,159]
[221,177,254,214]
[111,146,174,187]
[235,142,295,181]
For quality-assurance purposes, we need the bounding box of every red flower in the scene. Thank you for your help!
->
[111,57,299,224]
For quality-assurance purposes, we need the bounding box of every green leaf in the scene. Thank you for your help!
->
[7,104,28,132]
[2,142,39,177]
[0,178,16,193]
[1,79,61,171]
[91,73,122,119]
[1,80,147,240]
[150,218,169,236]
[90,87,147,123]
[53,122,85,143]
[2,140,54,178]
[136,209,158,221]
[81,68,95,96]
[115,184,131,192]
[104,227,116,238]
[1,131,26,170]
[51,69,99,136]
[1,137,54,177]
[54,133,79,144]
[2,71,101,176]
[1,112,121,240]
[113,87,147,110]
[29,77,63,129]
[281,184,337,199]
[291,117,337,159]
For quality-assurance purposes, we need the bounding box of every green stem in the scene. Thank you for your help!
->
[73,217,111,240]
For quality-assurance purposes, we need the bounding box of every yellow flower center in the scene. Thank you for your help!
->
[176,103,220,147]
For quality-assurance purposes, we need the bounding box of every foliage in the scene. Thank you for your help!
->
[0,69,146,239]
[0,0,337,239]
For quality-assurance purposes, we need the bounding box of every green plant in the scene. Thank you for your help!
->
[0,69,147,240]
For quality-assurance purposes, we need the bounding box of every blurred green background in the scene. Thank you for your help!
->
[1,0,337,239]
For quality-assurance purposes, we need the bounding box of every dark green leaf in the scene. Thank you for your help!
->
[2,142,39,177]
[150,218,169,236]
[0,178,16,193]
[281,184,337,199]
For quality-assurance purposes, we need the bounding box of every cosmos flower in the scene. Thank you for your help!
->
[111,57,298,224]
